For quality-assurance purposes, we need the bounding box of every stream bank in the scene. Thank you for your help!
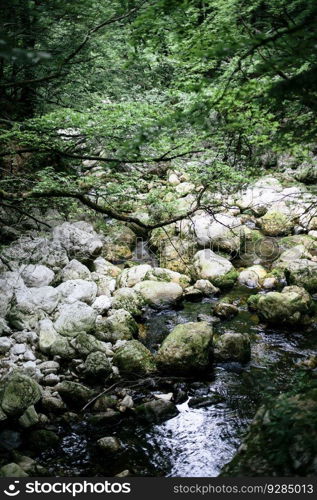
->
[1,174,317,477]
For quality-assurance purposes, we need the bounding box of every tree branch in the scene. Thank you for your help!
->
[0,147,204,164]
[0,185,209,232]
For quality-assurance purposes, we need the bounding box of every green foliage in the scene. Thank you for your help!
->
[0,0,316,224]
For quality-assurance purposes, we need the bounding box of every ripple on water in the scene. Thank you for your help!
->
[145,400,241,477]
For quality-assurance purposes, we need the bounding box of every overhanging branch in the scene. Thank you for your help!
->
[0,185,208,232]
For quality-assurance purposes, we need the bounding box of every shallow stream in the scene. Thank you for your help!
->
[37,293,317,477]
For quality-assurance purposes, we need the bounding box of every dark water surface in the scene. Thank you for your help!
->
[38,296,317,477]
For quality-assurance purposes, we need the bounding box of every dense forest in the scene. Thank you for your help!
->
[0,0,317,478]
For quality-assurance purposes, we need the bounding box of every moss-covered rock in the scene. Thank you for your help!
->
[0,463,28,477]
[113,340,156,376]
[193,250,237,288]
[18,405,39,428]
[156,322,213,374]
[101,223,136,262]
[38,318,76,359]
[112,287,145,316]
[0,373,42,417]
[72,332,111,357]
[213,302,239,319]
[133,280,183,308]
[222,387,317,476]
[212,269,238,289]
[247,285,313,325]
[145,267,191,289]
[155,236,197,274]
[134,399,179,423]
[97,436,122,454]
[95,309,138,342]
[213,333,250,362]
[56,381,95,408]
[238,265,267,289]
[260,210,294,236]
[84,351,112,378]
[273,259,317,293]
[279,234,317,252]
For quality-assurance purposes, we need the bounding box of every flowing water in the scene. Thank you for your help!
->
[37,292,317,477]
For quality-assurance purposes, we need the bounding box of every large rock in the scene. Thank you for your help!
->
[260,210,294,236]
[56,381,95,408]
[57,279,97,305]
[238,265,267,288]
[8,286,60,330]
[0,271,26,318]
[193,250,237,288]
[279,234,317,252]
[235,176,309,217]
[101,223,136,262]
[145,267,191,289]
[0,337,14,354]
[222,388,317,476]
[1,237,69,271]
[248,285,313,326]
[84,352,112,378]
[38,318,59,353]
[191,213,244,252]
[156,322,213,374]
[20,264,54,287]
[97,436,122,454]
[133,280,183,308]
[93,257,121,277]
[61,259,91,281]
[95,309,138,342]
[50,336,76,359]
[54,301,97,336]
[185,279,219,298]
[157,236,196,274]
[275,245,311,264]
[135,399,179,423]
[213,302,239,319]
[213,333,250,362]
[92,295,112,314]
[72,332,112,357]
[53,221,103,262]
[113,340,156,376]
[0,463,28,477]
[18,405,39,428]
[38,318,75,358]
[0,373,42,417]
[117,265,152,288]
[273,259,317,293]
[175,181,195,196]
[112,288,144,316]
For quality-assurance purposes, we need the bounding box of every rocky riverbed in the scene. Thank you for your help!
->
[0,173,317,477]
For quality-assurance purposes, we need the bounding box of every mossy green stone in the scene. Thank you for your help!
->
[222,388,317,476]
[156,321,213,374]
[212,269,238,289]
[260,211,293,237]
[0,373,42,417]
[213,332,250,362]
[113,340,156,375]
[247,286,312,325]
